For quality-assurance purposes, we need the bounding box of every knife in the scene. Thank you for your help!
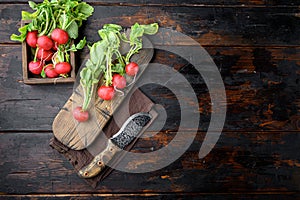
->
[78,112,152,178]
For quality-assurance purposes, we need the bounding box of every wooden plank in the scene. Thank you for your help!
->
[1,45,299,131]
[0,47,74,131]
[0,131,299,193]
[2,5,300,46]
[1,193,300,200]
[0,0,299,6]
[163,46,300,131]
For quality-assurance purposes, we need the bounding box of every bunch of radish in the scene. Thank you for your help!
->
[27,28,72,78]
[10,0,93,79]
[74,62,139,122]
[98,62,139,101]
[73,23,159,122]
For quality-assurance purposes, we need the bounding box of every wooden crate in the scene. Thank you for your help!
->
[21,20,76,84]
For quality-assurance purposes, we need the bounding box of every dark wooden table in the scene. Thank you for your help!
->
[1,0,300,199]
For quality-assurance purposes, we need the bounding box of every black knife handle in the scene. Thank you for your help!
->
[78,140,121,178]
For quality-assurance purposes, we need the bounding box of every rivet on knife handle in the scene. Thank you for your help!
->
[78,112,152,178]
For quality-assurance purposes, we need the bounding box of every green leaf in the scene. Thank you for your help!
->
[10,34,24,42]
[27,23,36,31]
[92,79,99,84]
[103,24,122,33]
[85,68,92,81]
[94,65,104,78]
[130,23,144,45]
[19,25,28,35]
[112,63,125,75]
[98,29,108,41]
[77,3,94,20]
[28,1,37,10]
[89,41,107,67]
[80,75,87,86]
[58,12,69,30]
[80,68,92,86]
[89,43,100,65]
[80,79,86,87]
[141,23,159,35]
[10,24,28,42]
[69,44,77,52]
[66,20,79,39]
[75,37,86,50]
[22,11,33,20]
[85,59,94,69]
[119,32,129,42]
[108,31,119,47]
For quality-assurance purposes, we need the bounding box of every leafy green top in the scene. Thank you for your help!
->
[80,23,159,111]
[11,0,94,42]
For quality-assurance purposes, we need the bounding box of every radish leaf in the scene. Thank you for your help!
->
[66,21,79,39]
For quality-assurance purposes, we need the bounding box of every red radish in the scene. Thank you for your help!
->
[98,85,115,100]
[44,64,59,78]
[73,106,89,122]
[125,62,139,76]
[51,28,69,45]
[54,62,71,74]
[37,35,53,50]
[28,60,43,75]
[112,74,126,89]
[26,31,38,48]
[37,48,53,61]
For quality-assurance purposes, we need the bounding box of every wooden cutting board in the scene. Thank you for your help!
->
[52,36,154,150]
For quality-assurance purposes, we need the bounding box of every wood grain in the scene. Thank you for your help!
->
[0,0,299,198]
[1,193,299,200]
[0,131,299,193]
[0,0,299,6]
[1,46,299,131]
[2,5,300,46]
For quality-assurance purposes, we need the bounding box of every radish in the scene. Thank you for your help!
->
[54,62,71,75]
[37,35,53,50]
[44,64,59,78]
[26,31,38,48]
[37,48,53,61]
[28,60,43,75]
[125,62,139,76]
[73,106,89,122]
[98,85,115,100]
[112,74,126,89]
[51,28,69,45]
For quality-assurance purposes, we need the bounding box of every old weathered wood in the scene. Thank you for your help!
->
[1,193,299,200]
[1,0,300,5]
[0,0,298,5]
[0,0,299,198]
[0,131,299,193]
[1,46,299,131]
[2,5,300,46]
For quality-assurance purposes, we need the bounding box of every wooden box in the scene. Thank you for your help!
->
[21,20,76,84]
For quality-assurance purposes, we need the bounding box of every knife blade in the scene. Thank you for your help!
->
[78,112,152,178]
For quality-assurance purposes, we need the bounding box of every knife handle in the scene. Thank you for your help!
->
[78,140,121,178]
